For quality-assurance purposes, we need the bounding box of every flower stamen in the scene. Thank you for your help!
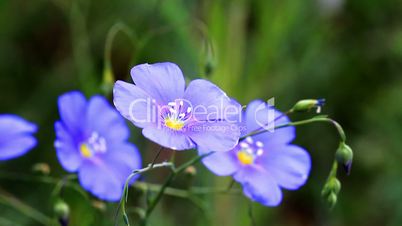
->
[79,132,107,158]
[162,100,192,131]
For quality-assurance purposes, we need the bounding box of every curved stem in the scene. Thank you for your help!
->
[117,162,174,226]
[102,22,137,95]
[140,153,212,226]
[242,116,346,142]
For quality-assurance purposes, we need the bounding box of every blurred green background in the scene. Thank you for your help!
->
[1,0,402,225]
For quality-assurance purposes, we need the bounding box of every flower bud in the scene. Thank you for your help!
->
[32,163,51,175]
[335,142,353,175]
[327,192,337,209]
[184,166,197,177]
[292,99,325,113]
[204,60,215,77]
[101,65,114,95]
[54,199,69,226]
[321,178,341,197]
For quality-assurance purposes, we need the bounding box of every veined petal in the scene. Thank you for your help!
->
[54,122,83,172]
[0,114,37,160]
[87,95,129,143]
[184,79,241,122]
[259,144,311,190]
[130,62,185,104]
[78,142,142,201]
[0,114,37,136]
[113,81,156,128]
[187,121,240,152]
[244,100,295,145]
[199,148,239,176]
[58,91,87,137]
[0,135,36,160]
[234,166,283,206]
[142,126,195,150]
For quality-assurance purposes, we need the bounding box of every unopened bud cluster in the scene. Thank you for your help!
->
[321,177,341,209]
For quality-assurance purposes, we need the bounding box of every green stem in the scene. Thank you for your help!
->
[118,162,174,226]
[0,187,55,226]
[243,116,346,142]
[137,182,239,198]
[102,22,137,95]
[0,172,87,199]
[70,0,97,95]
[140,153,211,226]
[328,161,338,179]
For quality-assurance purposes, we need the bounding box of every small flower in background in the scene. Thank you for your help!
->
[199,100,311,206]
[0,114,37,161]
[113,62,241,151]
[54,91,142,201]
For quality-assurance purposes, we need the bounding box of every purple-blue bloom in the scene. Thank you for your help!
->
[0,115,37,160]
[200,100,311,206]
[54,91,142,201]
[113,62,241,151]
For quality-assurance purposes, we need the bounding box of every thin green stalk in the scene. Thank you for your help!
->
[0,187,55,226]
[248,202,257,226]
[0,172,87,199]
[328,161,338,179]
[243,116,346,142]
[117,162,174,226]
[140,153,212,226]
[0,216,21,226]
[102,22,137,95]
[133,182,241,198]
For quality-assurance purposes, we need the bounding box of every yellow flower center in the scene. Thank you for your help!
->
[237,151,254,165]
[80,143,93,158]
[164,118,185,131]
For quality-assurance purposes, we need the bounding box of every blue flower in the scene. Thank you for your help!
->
[0,114,37,160]
[54,91,142,201]
[113,62,241,151]
[199,100,311,206]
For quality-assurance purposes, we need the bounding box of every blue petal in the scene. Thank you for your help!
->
[234,166,283,206]
[78,142,141,201]
[259,144,311,190]
[87,95,129,143]
[58,91,87,137]
[130,62,185,104]
[142,126,195,150]
[187,121,240,152]
[0,135,37,160]
[0,114,37,136]
[184,79,241,121]
[199,148,240,176]
[113,81,156,128]
[0,115,37,160]
[54,122,83,172]
[244,100,295,145]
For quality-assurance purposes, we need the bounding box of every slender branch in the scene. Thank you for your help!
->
[242,116,346,142]
[102,22,137,95]
[248,202,257,226]
[0,172,87,199]
[117,162,174,226]
[140,153,212,226]
[328,161,338,179]
[0,187,55,226]
[149,146,164,169]
[135,182,240,198]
